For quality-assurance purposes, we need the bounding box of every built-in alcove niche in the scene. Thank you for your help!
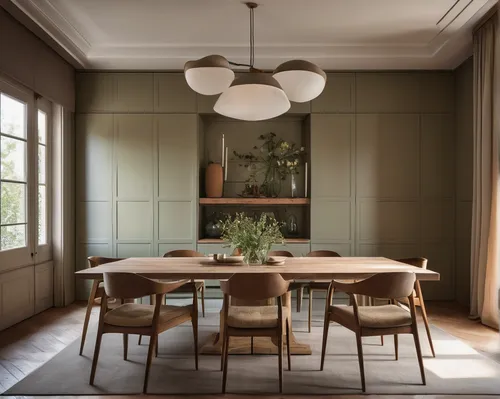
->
[197,114,311,243]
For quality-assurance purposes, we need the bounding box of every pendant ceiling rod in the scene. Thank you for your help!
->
[227,2,258,70]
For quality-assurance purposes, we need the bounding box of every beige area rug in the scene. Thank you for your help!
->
[4,300,500,395]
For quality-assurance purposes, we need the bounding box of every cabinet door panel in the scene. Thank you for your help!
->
[155,73,196,113]
[115,115,154,200]
[117,243,152,258]
[157,115,197,200]
[312,73,355,113]
[76,114,113,202]
[76,73,113,112]
[311,114,353,198]
[311,200,352,242]
[356,73,420,113]
[158,201,194,242]
[421,114,454,199]
[356,114,420,199]
[113,73,154,112]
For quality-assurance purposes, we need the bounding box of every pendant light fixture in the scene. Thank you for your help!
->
[184,55,234,95]
[184,2,326,121]
[272,60,327,103]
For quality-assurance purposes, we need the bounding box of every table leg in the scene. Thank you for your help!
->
[200,291,312,355]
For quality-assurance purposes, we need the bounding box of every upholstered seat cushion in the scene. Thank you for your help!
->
[227,306,289,329]
[104,304,192,327]
[330,304,412,328]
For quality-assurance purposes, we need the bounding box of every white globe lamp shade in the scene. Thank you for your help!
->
[184,55,235,95]
[214,73,290,121]
[273,60,326,103]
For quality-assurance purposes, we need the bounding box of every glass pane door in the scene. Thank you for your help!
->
[0,80,33,270]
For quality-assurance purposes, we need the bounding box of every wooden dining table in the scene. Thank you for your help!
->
[75,256,440,356]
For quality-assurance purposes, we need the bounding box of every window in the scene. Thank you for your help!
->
[0,78,52,269]
[0,93,28,251]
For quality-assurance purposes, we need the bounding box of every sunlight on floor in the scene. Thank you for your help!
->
[425,358,498,379]
[433,339,479,356]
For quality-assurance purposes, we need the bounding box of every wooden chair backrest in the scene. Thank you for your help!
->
[396,257,428,269]
[103,273,187,299]
[88,256,125,268]
[306,250,341,257]
[163,250,204,257]
[338,272,416,299]
[268,250,294,257]
[220,273,290,301]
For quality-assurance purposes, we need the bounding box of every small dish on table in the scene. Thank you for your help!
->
[266,256,287,266]
[213,254,245,265]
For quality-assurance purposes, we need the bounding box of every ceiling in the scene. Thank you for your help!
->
[10,0,498,70]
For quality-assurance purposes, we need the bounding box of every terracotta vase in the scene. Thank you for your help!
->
[205,163,223,197]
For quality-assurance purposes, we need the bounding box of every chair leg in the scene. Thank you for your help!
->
[220,332,226,371]
[89,329,103,385]
[192,315,199,370]
[155,335,159,358]
[250,336,254,354]
[381,335,384,346]
[143,334,156,393]
[296,286,303,312]
[286,319,291,371]
[138,335,143,345]
[394,334,398,360]
[320,316,330,371]
[123,333,128,360]
[278,332,283,393]
[200,285,206,318]
[80,280,99,355]
[355,332,366,392]
[308,288,313,333]
[222,334,230,393]
[419,298,435,357]
[412,328,426,385]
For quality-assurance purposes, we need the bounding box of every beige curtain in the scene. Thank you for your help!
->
[470,11,500,330]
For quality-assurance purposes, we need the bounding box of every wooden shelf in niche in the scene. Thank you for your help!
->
[198,238,310,244]
[199,198,310,205]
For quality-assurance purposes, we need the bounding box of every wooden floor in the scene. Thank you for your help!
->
[0,300,498,399]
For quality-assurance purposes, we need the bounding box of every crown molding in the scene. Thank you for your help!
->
[11,0,89,68]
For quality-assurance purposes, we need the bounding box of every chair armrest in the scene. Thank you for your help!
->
[331,279,357,293]
[155,279,191,295]
[220,280,229,294]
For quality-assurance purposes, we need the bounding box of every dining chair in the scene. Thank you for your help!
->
[220,273,291,393]
[163,249,206,317]
[137,249,206,347]
[320,272,425,392]
[395,258,435,357]
[89,272,198,393]
[79,256,125,356]
[268,250,305,312]
[305,250,341,332]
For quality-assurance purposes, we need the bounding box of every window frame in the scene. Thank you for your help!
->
[35,97,52,262]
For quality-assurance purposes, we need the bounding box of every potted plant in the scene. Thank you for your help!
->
[234,133,305,198]
[219,212,284,264]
